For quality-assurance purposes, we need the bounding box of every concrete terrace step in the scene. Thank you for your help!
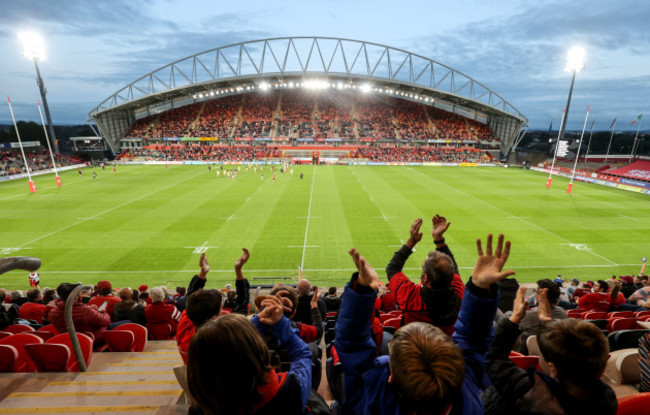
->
[0,339,188,414]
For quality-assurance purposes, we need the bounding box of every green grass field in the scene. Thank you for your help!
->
[1,164,648,291]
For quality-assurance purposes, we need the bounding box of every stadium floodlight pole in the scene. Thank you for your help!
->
[37,99,61,187]
[630,115,643,163]
[605,118,617,162]
[547,46,585,189]
[585,119,595,158]
[567,106,590,194]
[7,97,36,193]
[19,32,59,154]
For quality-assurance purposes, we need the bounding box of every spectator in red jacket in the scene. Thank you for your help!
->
[46,283,111,346]
[577,280,616,311]
[386,215,464,336]
[145,287,182,335]
[88,280,122,319]
[18,289,49,324]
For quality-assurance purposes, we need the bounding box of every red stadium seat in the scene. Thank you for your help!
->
[607,311,635,319]
[609,318,641,332]
[0,331,12,341]
[4,324,35,334]
[46,333,93,372]
[147,323,173,340]
[379,314,394,324]
[117,323,148,352]
[382,318,401,330]
[583,311,608,320]
[37,324,59,335]
[616,392,650,415]
[510,355,539,370]
[0,333,43,372]
[31,331,54,342]
[24,343,70,372]
[102,330,135,352]
[0,344,19,372]
[567,309,586,318]
[326,312,338,318]
[635,310,650,319]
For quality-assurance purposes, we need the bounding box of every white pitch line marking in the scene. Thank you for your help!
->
[217,214,242,222]
[76,217,102,220]
[617,216,639,221]
[36,263,644,274]
[184,241,219,254]
[246,196,251,202]
[408,168,618,266]
[507,216,529,219]
[39,194,55,198]
[0,247,31,255]
[300,167,317,270]
[287,245,320,248]
[15,170,205,249]
[374,213,397,221]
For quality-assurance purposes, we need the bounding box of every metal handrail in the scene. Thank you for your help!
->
[64,284,93,372]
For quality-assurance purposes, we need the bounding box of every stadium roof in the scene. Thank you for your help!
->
[89,37,528,152]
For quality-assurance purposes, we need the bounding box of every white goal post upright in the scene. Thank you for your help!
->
[7,96,36,193]
[567,106,590,194]
[37,99,62,186]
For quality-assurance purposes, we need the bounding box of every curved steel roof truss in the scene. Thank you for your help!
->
[89,37,527,124]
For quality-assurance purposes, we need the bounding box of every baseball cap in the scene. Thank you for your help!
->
[97,280,112,291]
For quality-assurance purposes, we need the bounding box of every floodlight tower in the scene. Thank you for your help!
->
[547,46,585,188]
[19,32,59,154]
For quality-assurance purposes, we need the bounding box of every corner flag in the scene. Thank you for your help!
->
[631,114,643,125]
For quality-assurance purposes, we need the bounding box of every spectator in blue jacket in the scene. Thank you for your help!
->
[336,233,514,415]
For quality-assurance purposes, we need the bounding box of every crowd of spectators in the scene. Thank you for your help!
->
[123,90,497,143]
[1,149,81,177]
[3,213,648,414]
[358,146,493,163]
[125,144,270,161]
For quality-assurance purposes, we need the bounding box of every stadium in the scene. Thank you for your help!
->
[1,31,650,414]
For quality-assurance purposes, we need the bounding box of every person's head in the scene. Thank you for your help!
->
[420,251,455,288]
[537,319,609,389]
[26,288,42,302]
[187,313,270,415]
[138,284,148,293]
[296,279,311,297]
[224,283,232,291]
[176,287,186,296]
[42,289,56,304]
[328,286,337,296]
[620,276,634,285]
[537,279,560,305]
[634,275,642,284]
[570,278,580,287]
[131,288,140,302]
[10,291,22,302]
[139,292,149,303]
[270,284,298,318]
[642,276,649,287]
[96,280,112,296]
[149,287,165,303]
[119,287,133,302]
[56,283,81,302]
[226,290,236,302]
[595,280,609,293]
[389,322,464,414]
[0,289,6,303]
[186,290,223,328]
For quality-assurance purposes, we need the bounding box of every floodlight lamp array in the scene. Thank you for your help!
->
[189,79,438,105]
[19,32,46,61]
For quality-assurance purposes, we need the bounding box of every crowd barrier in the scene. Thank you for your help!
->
[0,164,87,183]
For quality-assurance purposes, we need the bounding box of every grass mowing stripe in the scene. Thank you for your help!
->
[300,166,317,270]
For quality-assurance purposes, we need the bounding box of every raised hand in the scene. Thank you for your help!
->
[536,288,552,323]
[234,248,250,280]
[509,287,528,325]
[405,218,423,249]
[472,233,515,289]
[432,214,451,241]
[198,253,210,279]
[349,248,379,290]
[257,295,285,326]
[310,287,320,308]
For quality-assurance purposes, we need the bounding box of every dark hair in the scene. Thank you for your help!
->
[131,289,139,302]
[42,289,56,305]
[187,314,270,415]
[390,322,464,413]
[176,287,187,296]
[597,280,609,292]
[328,286,337,296]
[270,285,298,317]
[537,279,561,305]
[139,292,149,302]
[186,290,222,328]
[56,283,81,302]
[422,251,455,286]
[26,288,41,302]
[538,319,609,388]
